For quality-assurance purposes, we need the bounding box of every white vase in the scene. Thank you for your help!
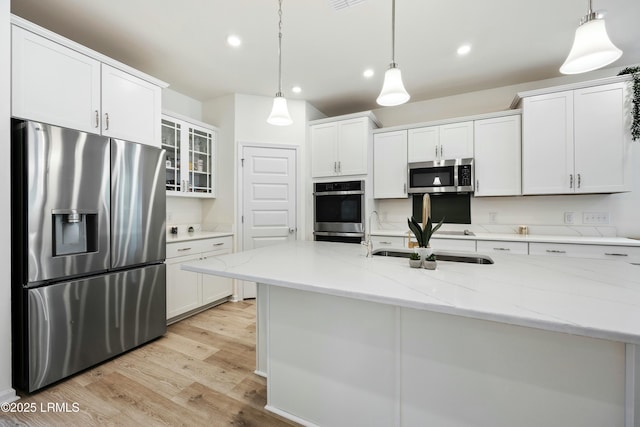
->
[417,247,433,262]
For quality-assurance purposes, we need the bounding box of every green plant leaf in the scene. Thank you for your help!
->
[407,217,424,247]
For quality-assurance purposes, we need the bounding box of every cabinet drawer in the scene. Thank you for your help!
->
[371,235,405,249]
[430,238,476,252]
[199,236,233,253]
[529,243,640,261]
[477,240,528,255]
[167,236,232,259]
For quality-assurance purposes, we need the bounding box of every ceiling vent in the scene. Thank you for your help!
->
[327,0,366,11]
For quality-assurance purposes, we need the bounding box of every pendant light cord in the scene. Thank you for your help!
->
[390,0,396,67]
[276,0,284,96]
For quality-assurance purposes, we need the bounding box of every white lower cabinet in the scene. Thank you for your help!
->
[476,240,528,255]
[166,236,233,322]
[430,238,476,252]
[371,235,406,250]
[529,242,640,261]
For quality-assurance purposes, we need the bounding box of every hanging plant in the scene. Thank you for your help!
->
[617,66,640,141]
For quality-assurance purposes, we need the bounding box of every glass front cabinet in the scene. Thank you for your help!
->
[161,112,217,197]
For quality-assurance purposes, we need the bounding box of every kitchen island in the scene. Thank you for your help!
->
[182,240,640,427]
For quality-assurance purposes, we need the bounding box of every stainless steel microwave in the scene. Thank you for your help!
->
[408,158,474,193]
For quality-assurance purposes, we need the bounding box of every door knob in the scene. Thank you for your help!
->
[288,228,295,234]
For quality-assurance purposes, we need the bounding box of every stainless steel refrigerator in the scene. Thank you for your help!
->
[11,120,167,392]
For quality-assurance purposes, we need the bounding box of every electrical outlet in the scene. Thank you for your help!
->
[489,212,498,223]
[583,212,610,224]
[564,212,575,224]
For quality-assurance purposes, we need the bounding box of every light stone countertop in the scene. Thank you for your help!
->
[166,231,233,243]
[371,229,640,246]
[182,240,640,345]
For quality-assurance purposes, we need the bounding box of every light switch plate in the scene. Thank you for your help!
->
[564,212,575,224]
[583,212,609,224]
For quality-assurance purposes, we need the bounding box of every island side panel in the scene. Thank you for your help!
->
[255,283,268,377]
[401,307,626,427]
[266,286,398,427]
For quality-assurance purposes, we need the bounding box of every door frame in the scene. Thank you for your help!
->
[236,142,301,299]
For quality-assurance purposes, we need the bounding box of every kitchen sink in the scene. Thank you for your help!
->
[372,248,494,264]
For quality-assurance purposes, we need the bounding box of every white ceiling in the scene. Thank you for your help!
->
[10,0,640,116]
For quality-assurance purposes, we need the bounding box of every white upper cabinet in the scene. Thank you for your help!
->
[12,25,101,134]
[310,114,377,178]
[162,112,217,197]
[522,81,631,194]
[373,130,408,199]
[101,64,161,146]
[474,114,522,197]
[408,121,473,162]
[11,21,164,147]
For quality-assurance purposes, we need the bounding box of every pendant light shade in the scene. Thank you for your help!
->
[267,0,293,126]
[267,94,293,126]
[377,0,410,106]
[560,2,622,75]
[377,65,410,106]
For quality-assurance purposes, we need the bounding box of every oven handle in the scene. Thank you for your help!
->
[313,231,365,237]
[314,190,364,196]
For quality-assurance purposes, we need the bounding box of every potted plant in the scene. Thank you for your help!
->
[408,251,422,268]
[407,215,444,262]
[423,253,437,270]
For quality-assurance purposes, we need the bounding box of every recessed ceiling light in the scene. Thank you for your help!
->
[363,69,374,78]
[457,44,471,56]
[227,35,242,47]
[292,86,302,93]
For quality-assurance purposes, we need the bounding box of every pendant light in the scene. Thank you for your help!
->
[377,0,410,106]
[267,0,293,126]
[560,0,622,75]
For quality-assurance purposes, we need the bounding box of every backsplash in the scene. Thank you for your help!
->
[373,196,620,238]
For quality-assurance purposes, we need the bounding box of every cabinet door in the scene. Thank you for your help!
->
[408,126,439,162]
[474,115,522,196]
[337,118,369,176]
[429,238,476,252]
[166,253,202,320]
[188,124,215,196]
[522,91,574,195]
[12,26,101,134]
[101,64,161,146]
[373,131,408,198]
[311,122,338,177]
[574,82,631,193]
[162,118,182,193]
[439,121,474,159]
[201,249,233,305]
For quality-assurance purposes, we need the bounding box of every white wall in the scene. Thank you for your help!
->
[1,0,18,404]
[162,88,203,121]
[372,64,640,239]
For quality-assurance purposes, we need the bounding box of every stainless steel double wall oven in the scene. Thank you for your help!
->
[313,180,365,244]
[11,120,167,392]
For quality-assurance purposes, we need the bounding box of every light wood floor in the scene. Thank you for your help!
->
[1,301,299,427]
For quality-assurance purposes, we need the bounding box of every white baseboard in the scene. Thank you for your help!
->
[0,388,19,404]
[264,405,319,427]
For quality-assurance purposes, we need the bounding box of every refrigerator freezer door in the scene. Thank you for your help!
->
[23,264,166,392]
[20,121,110,285]
[111,139,166,268]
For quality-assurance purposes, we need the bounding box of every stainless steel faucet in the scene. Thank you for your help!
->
[362,210,379,257]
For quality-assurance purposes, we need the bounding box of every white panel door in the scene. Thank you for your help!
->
[522,91,574,194]
[574,82,631,193]
[474,115,522,196]
[310,122,338,177]
[439,121,474,159]
[101,64,160,146]
[337,118,368,175]
[12,25,101,134]
[408,126,439,162]
[373,130,408,199]
[241,146,297,298]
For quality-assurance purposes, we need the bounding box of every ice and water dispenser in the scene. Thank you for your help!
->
[52,209,99,256]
